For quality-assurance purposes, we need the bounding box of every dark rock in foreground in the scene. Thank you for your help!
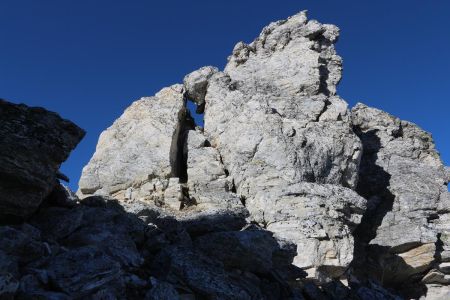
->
[0,99,85,218]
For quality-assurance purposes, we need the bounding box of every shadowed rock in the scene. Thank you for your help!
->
[351,103,450,298]
[0,99,85,218]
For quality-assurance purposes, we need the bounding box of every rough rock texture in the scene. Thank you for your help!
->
[0,99,85,218]
[197,11,364,279]
[249,181,366,279]
[351,103,450,298]
[184,129,244,213]
[183,66,218,113]
[203,13,362,191]
[78,84,187,197]
[1,10,449,300]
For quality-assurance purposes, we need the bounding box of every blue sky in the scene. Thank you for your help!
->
[1,1,449,191]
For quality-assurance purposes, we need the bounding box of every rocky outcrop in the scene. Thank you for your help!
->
[195,11,364,279]
[1,10,449,300]
[249,181,366,279]
[0,99,85,218]
[78,84,187,198]
[183,66,218,113]
[350,103,449,298]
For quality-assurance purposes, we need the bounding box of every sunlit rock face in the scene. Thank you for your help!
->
[1,10,448,300]
[199,11,365,279]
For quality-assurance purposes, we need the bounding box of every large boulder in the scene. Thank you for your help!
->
[78,84,187,198]
[183,66,218,113]
[0,99,85,218]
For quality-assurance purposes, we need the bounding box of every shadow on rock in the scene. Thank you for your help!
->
[349,129,428,299]
[0,191,309,299]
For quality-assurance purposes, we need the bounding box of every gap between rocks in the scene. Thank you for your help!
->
[169,98,206,186]
[169,99,196,183]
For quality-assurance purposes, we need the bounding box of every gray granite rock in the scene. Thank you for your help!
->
[0,99,85,218]
[31,207,84,240]
[0,273,19,300]
[0,225,50,263]
[145,279,180,300]
[44,183,79,208]
[152,246,263,299]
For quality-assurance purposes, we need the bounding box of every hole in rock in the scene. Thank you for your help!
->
[186,100,204,128]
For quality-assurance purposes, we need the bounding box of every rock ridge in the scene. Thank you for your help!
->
[0,10,449,300]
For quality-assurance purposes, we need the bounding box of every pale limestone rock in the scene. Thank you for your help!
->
[78,84,186,197]
[398,243,435,273]
[422,269,450,284]
[421,285,450,300]
[184,130,242,210]
[163,177,183,210]
[445,166,450,183]
[183,66,218,113]
[194,11,363,279]
[247,181,366,279]
[178,129,248,231]
[351,102,450,296]
[203,11,361,195]
[49,11,450,299]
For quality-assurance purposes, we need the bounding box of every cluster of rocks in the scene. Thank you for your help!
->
[1,11,449,300]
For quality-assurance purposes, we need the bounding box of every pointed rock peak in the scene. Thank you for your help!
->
[224,10,342,96]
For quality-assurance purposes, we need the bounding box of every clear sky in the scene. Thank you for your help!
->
[1,0,449,191]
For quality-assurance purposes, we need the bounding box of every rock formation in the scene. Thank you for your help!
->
[0,10,449,300]
[0,99,85,218]
[350,103,450,298]
[78,85,187,197]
